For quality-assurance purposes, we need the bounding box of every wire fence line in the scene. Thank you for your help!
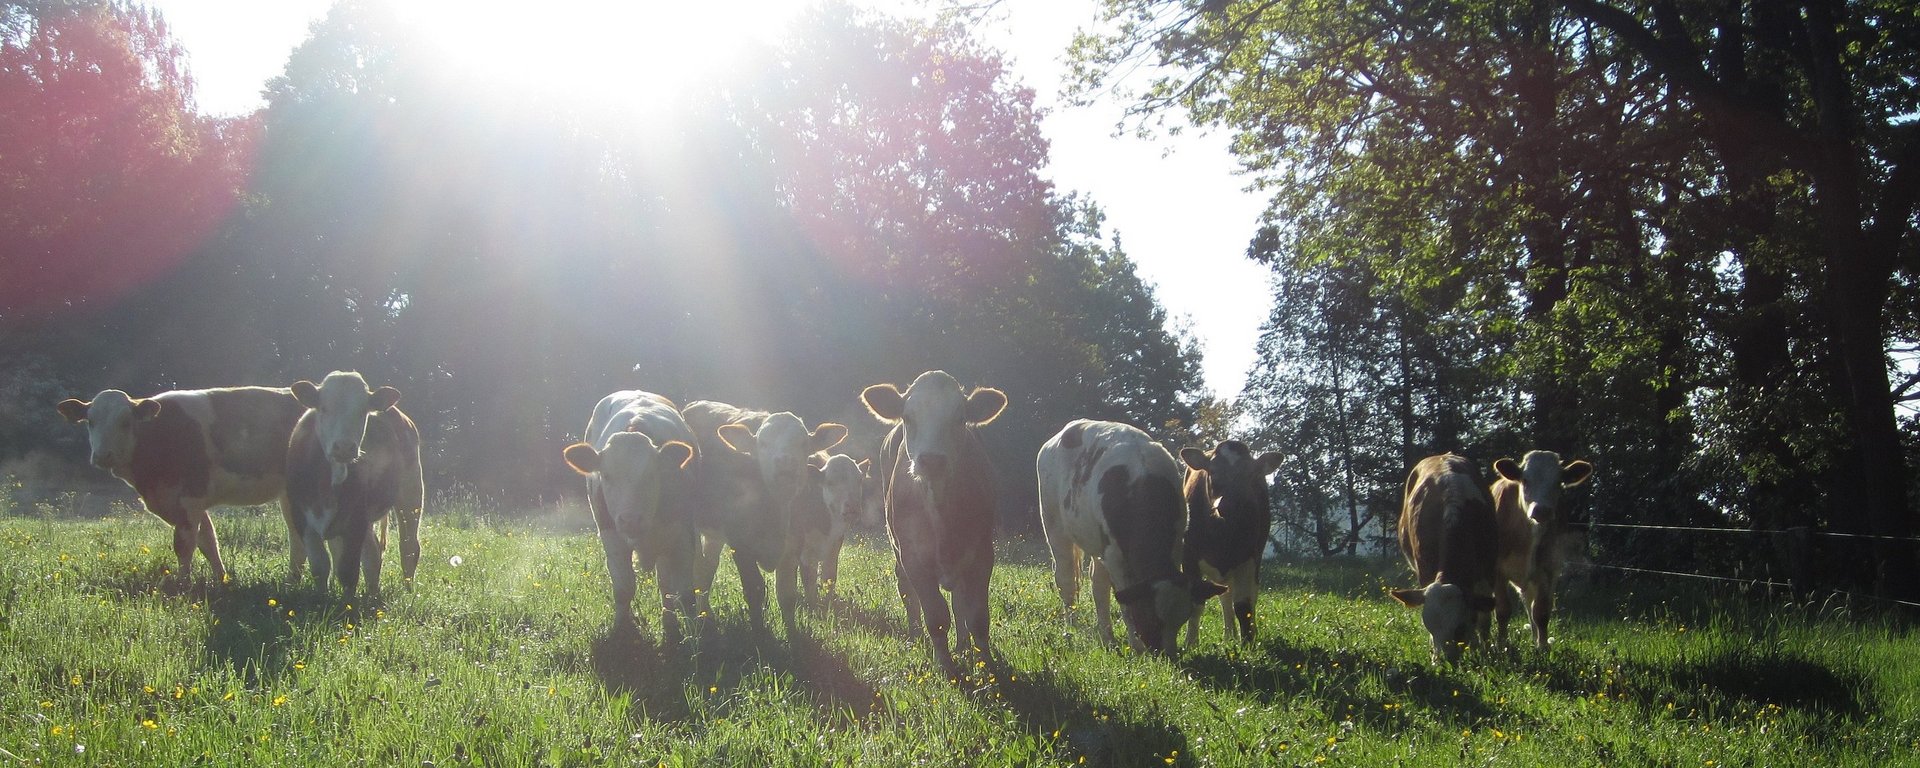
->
[1583,520,1920,545]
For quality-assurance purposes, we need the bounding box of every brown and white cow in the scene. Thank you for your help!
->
[1491,450,1594,651]
[57,386,307,583]
[285,371,424,599]
[861,370,1006,674]
[1391,453,1500,663]
[683,400,847,635]
[1038,420,1225,655]
[562,390,701,641]
[794,452,871,602]
[1179,440,1283,647]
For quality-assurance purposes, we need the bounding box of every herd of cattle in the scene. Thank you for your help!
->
[52,369,1590,671]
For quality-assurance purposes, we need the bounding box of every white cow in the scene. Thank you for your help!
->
[1491,450,1594,651]
[1038,420,1225,655]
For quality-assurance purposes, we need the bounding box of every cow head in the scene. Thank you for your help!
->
[564,431,694,526]
[1492,450,1593,524]
[1115,574,1228,656]
[1390,574,1494,664]
[57,390,162,473]
[717,412,847,499]
[1179,441,1283,518]
[820,454,873,527]
[291,371,401,485]
[861,370,1006,486]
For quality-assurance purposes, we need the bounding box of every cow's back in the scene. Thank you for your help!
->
[1400,454,1498,590]
[133,387,303,509]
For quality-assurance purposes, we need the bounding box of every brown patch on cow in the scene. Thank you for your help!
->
[129,402,213,515]
[1099,464,1182,591]
[206,387,305,478]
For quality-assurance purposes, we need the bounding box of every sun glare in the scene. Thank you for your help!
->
[399,0,807,115]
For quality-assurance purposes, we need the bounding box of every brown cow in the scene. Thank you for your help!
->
[682,400,847,635]
[1491,450,1593,651]
[861,370,1006,674]
[796,452,871,602]
[285,371,425,599]
[57,386,306,583]
[1180,440,1283,647]
[1391,453,1500,663]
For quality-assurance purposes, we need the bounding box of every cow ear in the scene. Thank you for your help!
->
[807,453,828,471]
[562,443,601,475]
[1255,451,1284,475]
[56,399,91,423]
[717,423,755,454]
[964,387,1008,426]
[369,386,401,412]
[857,458,871,475]
[861,384,905,422]
[1190,578,1228,601]
[132,399,162,420]
[1561,459,1593,487]
[1389,588,1426,607]
[1179,447,1209,472]
[1492,457,1522,482]
[291,381,320,408]
[659,440,695,470]
[809,423,849,452]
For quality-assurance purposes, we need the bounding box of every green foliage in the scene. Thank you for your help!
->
[2,510,1913,765]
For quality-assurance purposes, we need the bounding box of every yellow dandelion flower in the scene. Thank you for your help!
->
[272,695,288,707]
[70,675,82,686]
[141,719,157,730]
[50,726,63,736]
[267,598,277,607]
[173,686,184,700]
[223,691,235,702]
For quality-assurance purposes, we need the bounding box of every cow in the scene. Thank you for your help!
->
[682,400,847,635]
[561,391,701,641]
[57,386,307,583]
[861,370,1006,674]
[1490,450,1594,651]
[284,371,425,600]
[795,452,871,603]
[1179,440,1283,647]
[1391,453,1500,663]
[1038,420,1226,655]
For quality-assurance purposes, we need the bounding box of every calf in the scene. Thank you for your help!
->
[285,371,424,599]
[1491,450,1593,651]
[861,370,1006,674]
[1179,441,1283,647]
[1038,420,1225,655]
[562,391,700,641]
[1391,453,1500,663]
[683,400,847,635]
[57,386,306,583]
[796,453,871,602]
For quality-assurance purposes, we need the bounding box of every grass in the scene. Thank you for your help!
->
[0,500,1914,767]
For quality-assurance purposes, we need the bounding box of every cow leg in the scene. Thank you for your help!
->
[1218,567,1235,641]
[360,514,387,600]
[171,522,197,582]
[333,527,367,600]
[1494,582,1518,651]
[1232,562,1258,644]
[821,535,844,597]
[894,558,923,635]
[394,505,422,583]
[1046,535,1080,625]
[280,496,305,585]
[190,508,227,582]
[956,573,991,664]
[776,561,800,636]
[695,534,725,620]
[799,558,820,606]
[901,556,954,673]
[654,535,699,643]
[602,535,639,630]
[1088,557,1117,647]
[734,550,768,631]
[303,524,332,591]
[1529,581,1553,651]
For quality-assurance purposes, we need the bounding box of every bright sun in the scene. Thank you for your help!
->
[398,0,812,114]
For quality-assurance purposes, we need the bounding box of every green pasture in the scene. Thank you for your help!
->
[0,500,1914,766]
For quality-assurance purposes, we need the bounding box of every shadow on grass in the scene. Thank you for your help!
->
[1518,642,1867,719]
[588,618,882,725]
[1182,636,1499,729]
[992,658,1195,768]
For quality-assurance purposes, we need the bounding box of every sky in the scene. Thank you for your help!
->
[148,0,1275,399]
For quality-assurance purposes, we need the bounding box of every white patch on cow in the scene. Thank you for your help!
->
[297,372,395,486]
[592,431,673,531]
[1416,581,1473,663]
[821,454,866,530]
[73,390,145,474]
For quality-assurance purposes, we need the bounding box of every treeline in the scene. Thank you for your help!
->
[1072,0,1920,599]
[0,0,1211,524]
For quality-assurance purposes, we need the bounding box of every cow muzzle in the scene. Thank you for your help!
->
[911,453,949,480]
[328,442,362,464]
[90,452,116,470]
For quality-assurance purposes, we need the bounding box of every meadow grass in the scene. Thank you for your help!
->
[0,500,1914,767]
